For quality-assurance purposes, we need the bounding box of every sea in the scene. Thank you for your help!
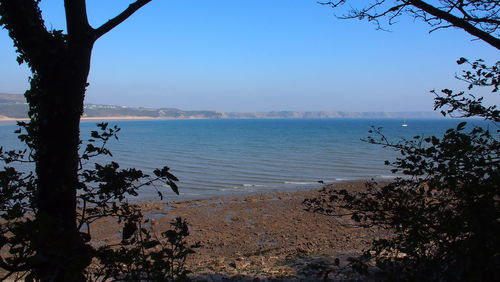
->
[0,118,490,201]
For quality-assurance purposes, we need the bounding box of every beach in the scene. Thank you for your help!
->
[89,181,381,281]
[0,116,203,122]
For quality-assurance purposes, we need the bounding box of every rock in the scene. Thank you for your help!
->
[229,259,251,270]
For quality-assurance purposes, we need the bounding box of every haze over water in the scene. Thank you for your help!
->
[0,118,489,201]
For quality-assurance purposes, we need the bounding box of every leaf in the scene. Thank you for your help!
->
[456,57,467,65]
[456,121,467,130]
[169,181,179,195]
[143,240,160,249]
[122,221,137,241]
[25,272,35,282]
[166,172,179,181]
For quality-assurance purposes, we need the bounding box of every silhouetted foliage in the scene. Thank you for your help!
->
[94,217,200,281]
[321,0,500,49]
[0,0,195,280]
[305,59,499,280]
[304,3,500,280]
[0,123,198,281]
[434,58,499,122]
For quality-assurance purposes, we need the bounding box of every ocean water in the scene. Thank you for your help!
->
[0,118,490,201]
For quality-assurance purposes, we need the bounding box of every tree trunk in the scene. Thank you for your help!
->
[32,43,93,281]
[0,1,152,279]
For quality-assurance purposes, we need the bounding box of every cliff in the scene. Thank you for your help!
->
[0,93,442,120]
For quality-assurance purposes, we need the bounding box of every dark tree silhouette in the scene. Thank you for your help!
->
[304,61,499,279]
[0,1,176,280]
[0,122,192,281]
[304,1,499,280]
[322,0,500,49]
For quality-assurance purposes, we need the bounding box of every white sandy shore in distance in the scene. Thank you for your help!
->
[0,116,210,122]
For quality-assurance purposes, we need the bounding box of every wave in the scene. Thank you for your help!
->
[242,184,266,187]
[283,181,319,185]
[334,178,353,181]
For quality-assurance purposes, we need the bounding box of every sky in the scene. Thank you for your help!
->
[0,0,498,112]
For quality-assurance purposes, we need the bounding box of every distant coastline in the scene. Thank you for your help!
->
[0,93,444,120]
[0,116,210,122]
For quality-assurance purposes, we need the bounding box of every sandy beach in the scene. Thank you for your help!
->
[0,116,211,122]
[90,181,381,281]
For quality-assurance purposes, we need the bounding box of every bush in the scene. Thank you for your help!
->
[304,59,499,281]
[0,123,198,281]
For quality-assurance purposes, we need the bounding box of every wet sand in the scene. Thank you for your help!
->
[91,181,381,281]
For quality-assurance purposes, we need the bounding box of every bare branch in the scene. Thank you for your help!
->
[94,0,152,40]
[429,24,454,33]
[64,0,91,38]
[323,0,500,49]
[408,0,500,49]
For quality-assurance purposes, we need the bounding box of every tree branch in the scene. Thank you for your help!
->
[64,0,91,38]
[0,255,29,274]
[407,0,500,49]
[323,0,500,50]
[94,0,152,40]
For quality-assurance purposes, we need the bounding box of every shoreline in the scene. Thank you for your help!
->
[0,116,211,122]
[0,178,381,280]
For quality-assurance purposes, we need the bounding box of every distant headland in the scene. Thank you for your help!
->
[0,93,442,121]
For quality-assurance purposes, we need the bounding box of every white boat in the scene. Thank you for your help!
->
[401,120,408,127]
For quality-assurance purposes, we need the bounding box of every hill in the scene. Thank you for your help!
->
[0,93,442,120]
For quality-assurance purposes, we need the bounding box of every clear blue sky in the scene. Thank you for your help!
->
[0,0,498,112]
